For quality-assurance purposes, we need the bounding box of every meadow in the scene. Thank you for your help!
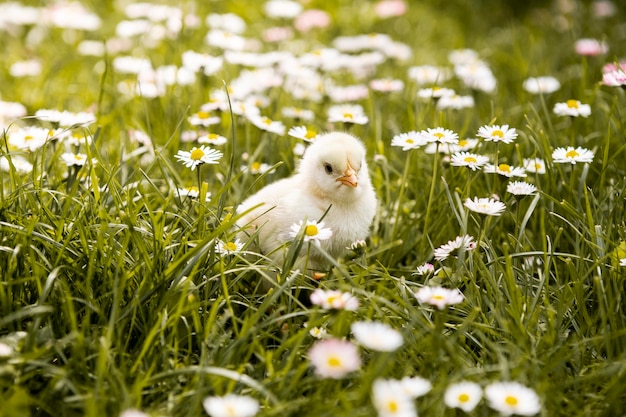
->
[1,0,625,416]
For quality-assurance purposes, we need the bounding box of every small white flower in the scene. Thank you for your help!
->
[415,286,464,310]
[198,133,228,146]
[417,87,456,99]
[391,131,427,151]
[61,152,97,167]
[288,125,318,142]
[477,124,518,144]
[0,342,13,357]
[289,220,333,246]
[174,145,223,170]
[371,379,417,417]
[619,258,626,267]
[485,381,541,416]
[202,394,260,417]
[351,321,403,352]
[308,326,327,339]
[434,235,476,261]
[308,338,361,379]
[188,110,221,127]
[464,197,507,216]
[444,381,483,412]
[523,76,560,94]
[282,106,314,121]
[436,94,475,110]
[413,263,435,276]
[507,181,538,196]
[215,239,244,256]
[553,100,591,117]
[450,152,490,171]
[483,163,527,178]
[248,115,286,135]
[523,158,546,174]
[176,186,211,201]
[327,104,369,125]
[310,289,359,311]
[119,410,149,417]
[552,146,594,164]
[419,127,459,144]
[370,78,405,93]
[398,376,432,398]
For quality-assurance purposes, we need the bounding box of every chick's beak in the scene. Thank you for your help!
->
[337,165,358,187]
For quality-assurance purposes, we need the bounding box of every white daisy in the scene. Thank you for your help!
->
[289,220,333,246]
[351,321,403,352]
[119,409,149,417]
[436,94,475,110]
[552,146,594,164]
[8,126,53,152]
[370,78,405,93]
[176,186,211,202]
[553,100,591,117]
[450,152,490,171]
[483,163,527,178]
[413,263,435,276]
[419,127,459,144]
[523,158,546,174]
[444,381,483,412]
[464,197,507,216]
[327,104,369,125]
[202,394,260,417]
[522,76,561,94]
[0,155,33,174]
[485,381,541,416]
[174,145,223,170]
[415,286,464,310]
[434,235,476,261]
[602,69,626,87]
[282,106,314,121]
[391,131,427,151]
[417,87,456,99]
[507,181,538,196]
[215,239,244,256]
[308,326,328,339]
[619,258,626,267]
[308,338,361,379]
[288,125,319,142]
[198,133,228,146]
[371,379,417,417]
[407,65,451,85]
[398,376,432,398]
[188,110,221,127]
[477,124,518,144]
[309,289,359,311]
[61,152,97,167]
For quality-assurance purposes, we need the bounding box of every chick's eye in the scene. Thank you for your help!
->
[323,162,333,175]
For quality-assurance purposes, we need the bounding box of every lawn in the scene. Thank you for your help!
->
[1,0,625,416]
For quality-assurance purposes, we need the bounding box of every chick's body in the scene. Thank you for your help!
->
[236,132,377,271]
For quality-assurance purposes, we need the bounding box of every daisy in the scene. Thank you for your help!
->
[310,289,359,311]
[444,381,483,412]
[523,157,547,174]
[552,146,594,164]
[371,379,417,417]
[436,94,475,110]
[0,155,33,174]
[553,100,591,117]
[374,0,408,18]
[206,13,246,34]
[264,0,303,19]
[248,115,286,135]
[351,321,403,352]
[0,100,27,119]
[347,239,367,253]
[507,181,538,196]
[419,127,459,144]
[477,124,518,144]
[289,220,333,246]
[175,145,223,170]
[522,76,560,94]
[619,258,626,267]
[327,104,369,125]
[485,382,541,416]
[413,262,435,276]
[434,235,476,261]
[398,376,432,398]
[0,342,13,357]
[61,152,96,167]
[450,152,490,171]
[282,106,314,121]
[7,126,52,151]
[308,338,361,379]
[407,65,451,85]
[464,197,507,216]
[415,286,464,310]
[288,125,319,142]
[294,9,331,32]
[575,38,608,56]
[483,163,527,178]
[455,61,497,93]
[9,59,42,77]
[308,326,328,339]
[198,133,228,146]
[215,239,244,256]
[242,161,271,175]
[176,186,211,201]
[202,394,260,417]
[119,409,149,417]
[602,69,626,87]
[417,87,456,99]
[326,84,369,102]
[391,131,427,151]
[188,110,221,127]
[370,78,404,93]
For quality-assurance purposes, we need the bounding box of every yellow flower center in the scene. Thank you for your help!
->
[305,129,317,139]
[75,155,84,161]
[305,224,319,236]
[343,113,354,119]
[432,86,441,91]
[386,400,399,412]
[262,117,272,125]
[432,295,444,301]
[251,162,261,171]
[197,111,211,119]
[406,138,415,144]
[505,395,518,406]
[566,99,579,109]
[492,130,504,138]
[464,156,477,164]
[24,135,34,141]
[434,132,445,139]
[190,148,205,160]
[208,133,218,139]
[498,163,511,173]
[458,393,470,403]
[186,186,199,193]
[327,356,341,367]
[458,139,468,147]
[534,163,542,170]
[566,149,579,159]
[225,242,238,251]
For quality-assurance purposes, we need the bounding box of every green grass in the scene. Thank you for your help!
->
[1,0,626,416]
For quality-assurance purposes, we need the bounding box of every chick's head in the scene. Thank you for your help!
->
[299,132,370,202]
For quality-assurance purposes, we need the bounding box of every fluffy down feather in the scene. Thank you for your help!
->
[236,132,377,272]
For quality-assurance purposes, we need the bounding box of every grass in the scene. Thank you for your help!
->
[1,0,626,416]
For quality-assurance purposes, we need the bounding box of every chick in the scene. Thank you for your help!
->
[236,132,377,273]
